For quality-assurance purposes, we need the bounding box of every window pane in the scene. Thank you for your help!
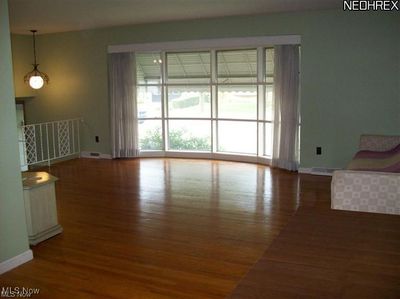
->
[217,49,257,83]
[167,52,210,84]
[167,86,210,118]
[139,120,162,151]
[137,86,162,118]
[265,85,274,121]
[168,120,211,151]
[136,53,162,85]
[218,85,257,120]
[217,121,257,154]
[263,122,273,157]
[265,48,274,83]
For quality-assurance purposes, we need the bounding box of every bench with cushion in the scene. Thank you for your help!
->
[331,135,400,215]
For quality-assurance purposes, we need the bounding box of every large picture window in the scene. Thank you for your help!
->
[109,37,300,169]
[136,47,276,158]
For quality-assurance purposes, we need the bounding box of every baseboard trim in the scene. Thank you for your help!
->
[299,167,341,176]
[29,225,63,246]
[80,151,112,160]
[0,250,33,275]
[298,167,312,174]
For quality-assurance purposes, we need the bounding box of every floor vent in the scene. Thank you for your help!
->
[90,152,101,157]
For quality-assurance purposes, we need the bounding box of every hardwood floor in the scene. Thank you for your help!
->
[229,206,400,298]
[0,158,398,298]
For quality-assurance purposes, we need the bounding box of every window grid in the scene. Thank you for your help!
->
[137,47,274,156]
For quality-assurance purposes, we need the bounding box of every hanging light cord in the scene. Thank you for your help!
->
[31,30,37,66]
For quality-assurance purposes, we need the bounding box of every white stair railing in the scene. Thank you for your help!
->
[19,118,82,169]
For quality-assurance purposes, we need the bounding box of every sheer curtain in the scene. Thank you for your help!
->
[109,52,139,158]
[272,45,300,171]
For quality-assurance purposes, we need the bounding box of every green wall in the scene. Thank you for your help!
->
[0,0,29,263]
[11,10,400,168]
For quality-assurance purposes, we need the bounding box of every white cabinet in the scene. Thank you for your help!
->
[22,172,63,245]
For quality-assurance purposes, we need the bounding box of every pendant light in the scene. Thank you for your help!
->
[24,30,49,89]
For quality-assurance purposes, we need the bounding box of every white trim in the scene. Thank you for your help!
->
[298,167,312,174]
[139,150,272,165]
[81,149,275,167]
[80,151,112,159]
[299,167,342,176]
[0,250,33,275]
[311,167,341,176]
[108,35,301,53]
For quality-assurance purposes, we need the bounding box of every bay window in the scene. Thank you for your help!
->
[135,47,276,159]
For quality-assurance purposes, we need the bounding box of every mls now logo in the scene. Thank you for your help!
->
[343,0,399,10]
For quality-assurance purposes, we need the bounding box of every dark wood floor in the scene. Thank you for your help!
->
[229,206,400,298]
[0,158,399,298]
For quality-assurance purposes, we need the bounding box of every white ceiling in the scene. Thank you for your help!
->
[9,0,341,35]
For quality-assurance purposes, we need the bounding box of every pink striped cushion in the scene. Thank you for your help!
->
[348,143,400,173]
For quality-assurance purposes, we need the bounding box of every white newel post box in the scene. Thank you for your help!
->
[22,172,63,245]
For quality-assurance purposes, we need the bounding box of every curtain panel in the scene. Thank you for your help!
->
[272,45,300,171]
[108,52,139,158]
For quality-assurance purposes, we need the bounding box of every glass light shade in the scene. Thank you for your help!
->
[29,75,44,89]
